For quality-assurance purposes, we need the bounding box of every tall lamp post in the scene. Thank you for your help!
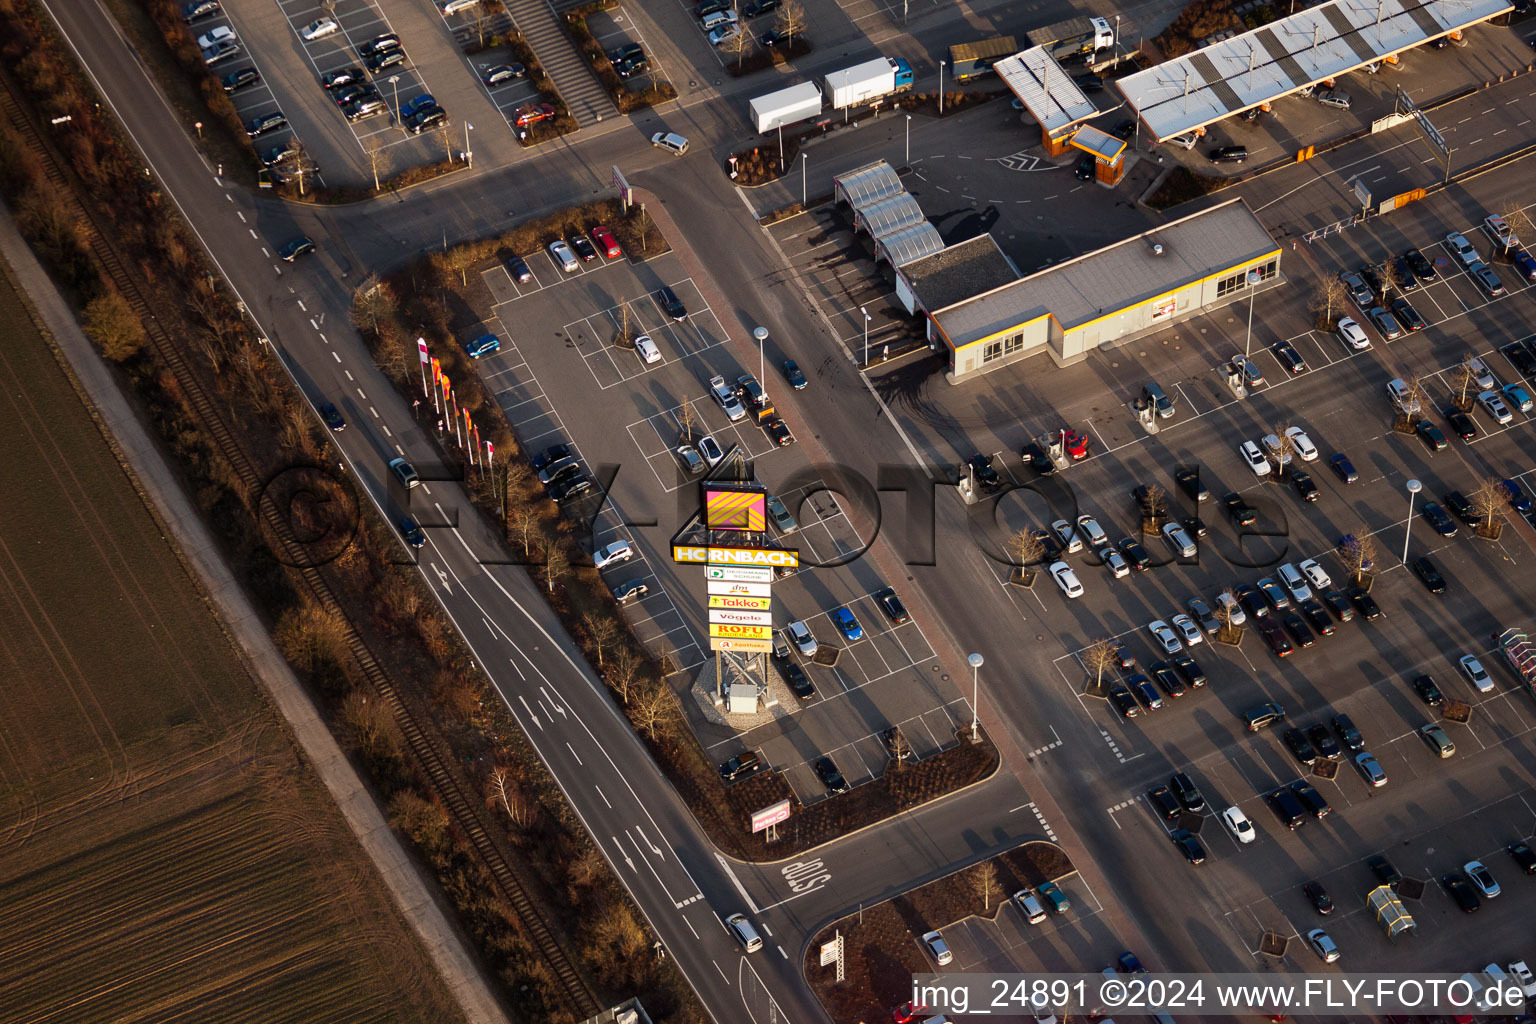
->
[388,75,401,128]
[1402,478,1422,565]
[938,61,946,114]
[860,306,871,367]
[968,652,984,740]
[753,326,767,385]
[464,121,474,168]
[904,113,912,163]
[800,152,807,208]
[1243,269,1263,357]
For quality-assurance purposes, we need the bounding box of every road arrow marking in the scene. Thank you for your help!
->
[518,694,541,729]
[611,836,634,870]
[433,565,451,593]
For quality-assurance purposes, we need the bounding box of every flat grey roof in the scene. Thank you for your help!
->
[858,194,926,237]
[1071,124,1126,162]
[835,160,903,208]
[876,222,946,267]
[1118,0,1513,141]
[932,198,1279,348]
[995,46,1098,133]
[900,236,1019,311]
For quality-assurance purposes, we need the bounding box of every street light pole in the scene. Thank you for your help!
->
[904,113,911,163]
[1402,478,1422,565]
[861,306,871,367]
[801,153,807,207]
[753,326,767,385]
[1243,269,1262,357]
[968,652,984,739]
[388,76,401,129]
[939,61,946,113]
[464,121,474,168]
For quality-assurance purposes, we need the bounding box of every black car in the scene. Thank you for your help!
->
[357,32,401,58]
[1443,407,1477,442]
[783,359,807,390]
[1360,263,1385,296]
[1419,501,1457,537]
[966,454,1001,490]
[244,110,288,137]
[364,49,406,73]
[1508,841,1536,875]
[1291,780,1331,818]
[1171,654,1206,687]
[319,402,345,431]
[1209,145,1248,164]
[614,53,651,78]
[1147,785,1181,820]
[656,285,687,320]
[1272,340,1308,374]
[1170,772,1206,812]
[1237,583,1269,620]
[1020,441,1055,475]
[1292,471,1319,502]
[483,62,527,85]
[1242,701,1286,731]
[1109,686,1140,718]
[1412,674,1445,706]
[875,587,909,623]
[1074,153,1095,181]
[321,66,364,90]
[1323,590,1354,622]
[743,0,779,14]
[1304,880,1334,914]
[1443,874,1481,913]
[549,472,593,502]
[814,756,850,793]
[1268,787,1307,829]
[1150,661,1187,698]
[1299,600,1334,636]
[398,516,426,548]
[1075,74,1104,92]
[407,106,447,134]
[1223,491,1258,526]
[1282,613,1315,648]
[505,254,533,283]
[182,0,221,21]
[779,659,814,699]
[570,235,599,262]
[331,82,369,107]
[278,236,315,262]
[1404,247,1437,281]
[1412,556,1447,594]
[1118,538,1151,571]
[1170,828,1206,864]
[1306,724,1341,759]
[532,442,571,471]
[1032,530,1063,563]
[1347,587,1381,620]
[1283,727,1320,765]
[1391,297,1425,331]
[1182,515,1207,538]
[1175,467,1209,503]
[1392,254,1417,288]
[1332,713,1364,752]
[220,66,260,93]
[1503,339,1536,378]
[1415,419,1449,451]
[1368,855,1402,889]
[1443,490,1476,525]
[718,751,761,781]
[1111,118,1136,139]
[1329,453,1358,483]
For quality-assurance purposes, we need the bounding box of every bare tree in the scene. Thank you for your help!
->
[776,0,806,46]
[509,503,540,556]
[1266,424,1296,477]
[82,291,147,362]
[341,690,401,761]
[435,122,454,162]
[361,131,387,191]
[717,26,754,72]
[608,646,641,705]
[972,860,1000,913]
[584,611,619,666]
[471,4,494,48]
[885,726,914,764]
[1378,258,1405,301]
[542,544,569,593]
[1213,588,1242,643]
[1471,477,1512,539]
[1449,361,1478,411]
[350,273,396,335]
[1338,530,1378,584]
[1139,483,1169,531]
[1392,373,1428,430]
[1500,204,1534,245]
[1082,637,1118,696]
[615,301,634,346]
[677,400,698,441]
[632,679,671,740]
[1010,530,1044,587]
[485,765,534,827]
[443,245,476,287]
[1308,276,1348,331]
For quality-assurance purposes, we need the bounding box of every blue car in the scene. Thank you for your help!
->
[1328,452,1357,483]
[466,333,501,358]
[506,254,532,283]
[401,93,436,119]
[319,401,345,431]
[832,607,863,641]
[399,517,426,547]
[1501,479,1532,514]
[783,359,807,390]
[1514,248,1536,282]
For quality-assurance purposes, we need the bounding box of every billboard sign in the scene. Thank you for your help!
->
[706,581,772,598]
[820,936,841,966]
[751,799,792,832]
[706,565,774,583]
[712,637,775,653]
[704,485,767,532]
[709,609,775,626]
[709,623,774,640]
[673,545,799,567]
[708,594,772,610]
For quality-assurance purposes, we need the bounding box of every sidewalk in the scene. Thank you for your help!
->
[0,206,512,1024]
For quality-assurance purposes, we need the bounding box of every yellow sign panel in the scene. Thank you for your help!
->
[708,595,772,610]
[672,545,800,567]
[708,623,774,640]
[705,486,766,532]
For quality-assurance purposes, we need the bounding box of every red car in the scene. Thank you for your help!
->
[1062,429,1089,460]
[591,225,621,259]
[514,102,555,127]
[892,1003,928,1024]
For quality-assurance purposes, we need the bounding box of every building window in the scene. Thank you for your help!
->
[1216,258,1280,298]
[983,340,1003,362]
[980,331,1026,363]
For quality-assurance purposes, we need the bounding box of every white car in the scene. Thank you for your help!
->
[921,930,953,966]
[1447,230,1480,268]
[1147,619,1183,654]
[1337,316,1370,349]
[1460,654,1494,693]
[708,24,742,46]
[1468,356,1497,391]
[1478,389,1513,424]
[634,334,661,364]
[674,444,704,474]
[593,540,633,569]
[548,239,579,272]
[440,0,479,12]
[301,17,339,40]
[1215,590,1246,626]
[1222,805,1256,843]
[697,434,724,467]
[1051,519,1083,554]
[651,131,688,155]
[1100,546,1130,578]
[1171,613,1203,647]
[1387,377,1422,415]
[1239,440,1270,476]
[1507,961,1536,999]
[1012,888,1047,924]
[1076,514,1108,548]
[1277,562,1312,602]
[1298,558,1331,591]
[1162,522,1196,558]
[785,620,817,656]
[197,25,236,49]
[1484,213,1520,249]
[1049,560,1083,598]
[1284,426,1318,461]
[1305,928,1340,963]
[1464,860,1501,898]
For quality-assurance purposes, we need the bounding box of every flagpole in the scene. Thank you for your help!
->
[416,337,429,396]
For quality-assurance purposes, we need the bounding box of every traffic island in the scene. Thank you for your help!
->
[805,842,1075,1023]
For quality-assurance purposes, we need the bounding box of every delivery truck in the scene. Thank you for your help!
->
[947,35,1016,82]
[748,80,823,133]
[822,56,914,109]
[1025,16,1115,62]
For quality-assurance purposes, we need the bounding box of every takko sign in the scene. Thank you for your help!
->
[708,594,772,610]
[672,545,800,567]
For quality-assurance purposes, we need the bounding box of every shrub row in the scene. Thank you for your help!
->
[561,1,678,115]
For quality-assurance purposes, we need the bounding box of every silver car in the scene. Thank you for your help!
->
[548,239,579,272]
[785,620,817,656]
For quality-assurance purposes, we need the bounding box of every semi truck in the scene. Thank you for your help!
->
[1025,16,1115,62]
[946,35,1017,82]
[822,56,914,109]
[748,81,823,133]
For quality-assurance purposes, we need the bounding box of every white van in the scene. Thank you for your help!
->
[725,912,762,952]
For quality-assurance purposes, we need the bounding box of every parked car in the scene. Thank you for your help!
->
[301,16,340,40]
[718,751,761,781]
[483,63,526,86]
[1337,316,1370,349]
[1304,881,1334,914]
[815,757,850,794]
[1241,701,1285,731]
[547,239,579,272]
[1354,751,1388,787]
[1460,654,1494,693]
[651,131,688,155]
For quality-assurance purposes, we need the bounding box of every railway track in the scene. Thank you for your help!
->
[0,82,598,1021]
